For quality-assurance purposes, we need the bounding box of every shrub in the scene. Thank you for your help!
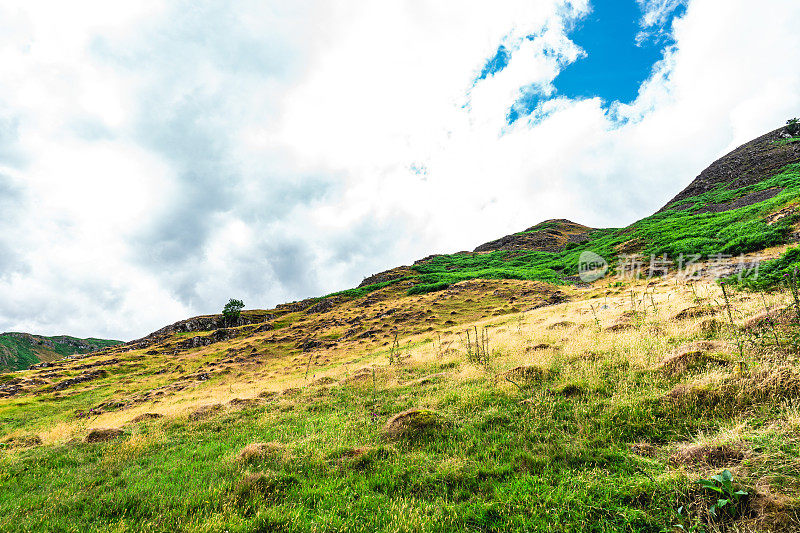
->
[407,282,450,296]
[222,298,245,326]
[734,246,800,289]
[787,117,800,136]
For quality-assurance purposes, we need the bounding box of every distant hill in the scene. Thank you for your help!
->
[0,333,122,372]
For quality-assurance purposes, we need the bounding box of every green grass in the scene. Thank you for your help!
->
[0,367,683,532]
[0,336,39,372]
[3,350,796,532]
[776,136,800,146]
[731,246,800,290]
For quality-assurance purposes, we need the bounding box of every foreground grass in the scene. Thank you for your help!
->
[1,371,687,532]
[2,277,800,532]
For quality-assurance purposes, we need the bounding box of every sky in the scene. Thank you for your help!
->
[0,0,799,341]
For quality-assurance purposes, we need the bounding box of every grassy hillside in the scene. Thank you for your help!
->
[2,275,800,532]
[1,125,800,532]
[0,333,123,373]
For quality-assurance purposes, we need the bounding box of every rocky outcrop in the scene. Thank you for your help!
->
[660,126,800,211]
[48,369,108,392]
[175,328,240,350]
[473,219,593,253]
[126,312,272,350]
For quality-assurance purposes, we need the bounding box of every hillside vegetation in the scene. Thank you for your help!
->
[1,124,800,532]
[0,333,122,373]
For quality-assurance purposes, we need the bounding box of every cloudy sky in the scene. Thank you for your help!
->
[1,0,799,340]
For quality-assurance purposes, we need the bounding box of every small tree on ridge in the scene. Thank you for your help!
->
[222,298,245,327]
[787,118,800,136]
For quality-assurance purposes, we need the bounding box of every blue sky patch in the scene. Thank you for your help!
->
[499,0,686,125]
[476,44,511,82]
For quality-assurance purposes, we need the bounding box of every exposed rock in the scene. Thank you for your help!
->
[126,312,271,350]
[766,203,799,226]
[695,187,784,214]
[473,219,593,253]
[48,369,108,392]
[297,338,333,352]
[358,266,413,288]
[546,291,568,305]
[28,361,56,370]
[306,299,336,314]
[0,377,24,398]
[275,299,317,313]
[659,126,800,211]
[413,254,447,266]
[175,329,239,350]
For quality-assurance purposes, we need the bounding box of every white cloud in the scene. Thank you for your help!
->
[0,0,798,340]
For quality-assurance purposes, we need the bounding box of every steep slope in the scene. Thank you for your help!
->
[0,332,122,372]
[659,126,800,211]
